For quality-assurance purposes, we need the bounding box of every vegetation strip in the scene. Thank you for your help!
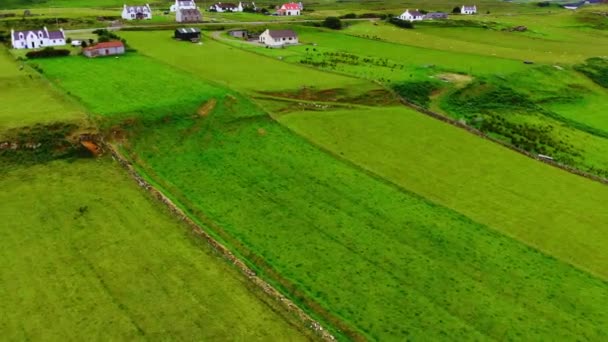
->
[393,90,608,185]
[106,143,335,341]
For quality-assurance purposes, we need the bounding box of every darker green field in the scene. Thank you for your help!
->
[118,92,608,341]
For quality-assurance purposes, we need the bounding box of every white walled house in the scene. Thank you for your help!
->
[11,27,66,49]
[170,0,197,12]
[398,9,424,21]
[259,29,298,47]
[277,3,300,16]
[209,2,242,12]
[122,4,152,20]
[461,5,477,14]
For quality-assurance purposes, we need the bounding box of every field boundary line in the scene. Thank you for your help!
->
[388,87,608,186]
[105,144,336,342]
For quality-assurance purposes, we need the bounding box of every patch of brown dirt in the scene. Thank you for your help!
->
[198,98,217,117]
[81,140,102,156]
[436,73,473,88]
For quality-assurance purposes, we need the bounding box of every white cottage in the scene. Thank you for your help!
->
[170,0,197,12]
[11,27,66,49]
[122,4,152,20]
[398,9,424,21]
[461,5,477,14]
[209,2,243,12]
[277,3,301,16]
[259,29,298,47]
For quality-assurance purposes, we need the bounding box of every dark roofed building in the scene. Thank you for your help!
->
[175,27,201,41]
[424,12,448,20]
[177,8,201,22]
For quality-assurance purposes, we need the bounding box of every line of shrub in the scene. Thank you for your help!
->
[26,47,70,59]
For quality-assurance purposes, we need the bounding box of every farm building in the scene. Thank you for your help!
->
[174,27,201,41]
[11,27,65,49]
[121,4,152,20]
[562,2,583,9]
[424,12,448,20]
[461,5,477,14]
[177,8,201,22]
[228,29,248,38]
[259,29,298,47]
[277,3,301,16]
[170,0,197,12]
[83,41,125,58]
[209,2,247,12]
[398,9,424,21]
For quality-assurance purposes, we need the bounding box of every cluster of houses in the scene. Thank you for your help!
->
[398,5,477,21]
[562,0,603,10]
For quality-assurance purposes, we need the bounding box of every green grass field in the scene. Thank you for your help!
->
[279,105,608,279]
[117,92,608,341]
[0,48,86,134]
[0,158,307,340]
[34,54,223,122]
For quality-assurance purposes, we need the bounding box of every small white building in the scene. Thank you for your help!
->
[399,9,424,21]
[209,2,241,12]
[170,0,197,12]
[259,29,298,47]
[277,3,301,16]
[11,27,66,49]
[122,4,152,20]
[83,41,125,58]
[461,5,477,14]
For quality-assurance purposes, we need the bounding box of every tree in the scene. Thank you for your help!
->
[81,41,88,48]
[323,16,342,30]
[66,37,72,44]
[452,6,461,14]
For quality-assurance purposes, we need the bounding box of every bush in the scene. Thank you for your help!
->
[359,13,386,19]
[392,80,440,107]
[340,13,357,19]
[26,47,70,59]
[452,6,461,14]
[536,1,551,7]
[66,37,72,44]
[323,16,343,30]
[388,17,414,29]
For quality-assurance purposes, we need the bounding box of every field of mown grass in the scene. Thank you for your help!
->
[0,47,86,134]
[0,158,307,340]
[114,91,608,341]
[120,30,371,93]
[279,105,608,279]
[34,54,224,123]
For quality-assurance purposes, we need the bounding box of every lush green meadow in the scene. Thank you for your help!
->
[0,48,86,134]
[0,158,307,340]
[116,92,608,341]
[280,105,608,279]
[34,54,223,122]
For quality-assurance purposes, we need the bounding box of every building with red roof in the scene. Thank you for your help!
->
[277,2,301,16]
[83,41,125,58]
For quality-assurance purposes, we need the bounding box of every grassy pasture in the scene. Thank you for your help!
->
[0,158,307,340]
[280,105,608,279]
[34,54,223,123]
[0,48,86,134]
[117,92,608,341]
[119,30,371,93]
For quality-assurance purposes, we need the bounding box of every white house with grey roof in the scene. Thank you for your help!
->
[399,9,424,21]
[122,4,152,20]
[170,0,197,12]
[461,5,477,14]
[11,27,66,49]
[259,29,298,47]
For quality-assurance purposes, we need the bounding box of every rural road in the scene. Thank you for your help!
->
[65,18,376,33]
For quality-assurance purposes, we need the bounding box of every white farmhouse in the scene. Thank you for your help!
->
[11,27,66,49]
[170,0,197,12]
[209,2,243,12]
[398,9,424,21]
[122,4,152,20]
[259,29,298,47]
[461,5,477,14]
[277,3,301,16]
